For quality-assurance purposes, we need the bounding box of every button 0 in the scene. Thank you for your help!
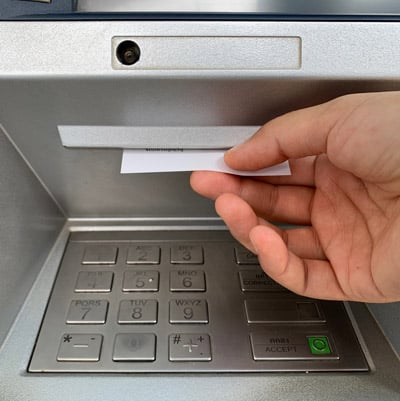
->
[66,300,108,324]
[81,246,118,265]
[170,245,204,264]
[113,333,156,362]
[169,334,211,361]
[57,334,103,362]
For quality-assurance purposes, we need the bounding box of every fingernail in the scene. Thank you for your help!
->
[226,142,244,155]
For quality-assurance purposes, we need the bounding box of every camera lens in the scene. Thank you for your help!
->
[116,40,141,66]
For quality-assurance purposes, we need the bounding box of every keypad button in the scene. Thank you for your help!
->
[170,245,204,264]
[57,334,103,362]
[308,336,332,355]
[66,300,108,324]
[250,332,338,360]
[234,246,259,265]
[127,245,160,265]
[170,270,206,292]
[113,333,156,361]
[239,270,284,292]
[81,246,118,265]
[122,270,159,292]
[74,271,113,293]
[169,299,209,324]
[118,299,158,324]
[244,300,325,324]
[169,334,211,361]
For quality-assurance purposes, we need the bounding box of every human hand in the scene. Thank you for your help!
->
[191,92,400,302]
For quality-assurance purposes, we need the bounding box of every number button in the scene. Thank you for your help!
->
[74,271,113,293]
[122,270,159,292]
[81,246,118,265]
[169,299,209,324]
[126,245,160,265]
[170,245,203,264]
[118,300,158,324]
[170,270,206,292]
[66,300,109,324]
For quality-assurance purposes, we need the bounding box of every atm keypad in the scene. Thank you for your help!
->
[29,231,368,373]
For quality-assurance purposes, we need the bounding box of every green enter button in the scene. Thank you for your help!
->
[308,336,332,355]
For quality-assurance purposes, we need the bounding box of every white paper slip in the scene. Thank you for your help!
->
[121,149,291,176]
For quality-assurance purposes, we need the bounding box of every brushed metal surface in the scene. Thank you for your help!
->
[29,230,368,373]
[112,36,301,70]
[77,0,400,14]
[0,223,398,401]
[0,126,64,345]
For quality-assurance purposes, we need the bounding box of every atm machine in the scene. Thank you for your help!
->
[0,1,399,400]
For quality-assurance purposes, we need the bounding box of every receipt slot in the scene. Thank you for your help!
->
[0,2,399,401]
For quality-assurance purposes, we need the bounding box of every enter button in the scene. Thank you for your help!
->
[308,336,332,355]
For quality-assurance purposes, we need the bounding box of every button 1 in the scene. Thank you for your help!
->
[118,299,158,324]
[66,300,108,324]
[81,246,118,265]
[170,245,204,264]
[113,333,156,361]
[169,334,211,361]
[57,334,103,362]
[123,270,159,292]
[170,270,206,292]
[74,271,113,293]
[127,245,160,265]
[169,299,209,324]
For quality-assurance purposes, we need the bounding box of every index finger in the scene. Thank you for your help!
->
[224,93,373,171]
